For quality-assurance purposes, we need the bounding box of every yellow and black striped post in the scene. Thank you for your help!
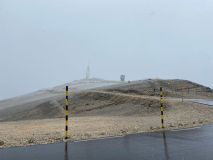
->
[160,87,165,129]
[65,86,69,139]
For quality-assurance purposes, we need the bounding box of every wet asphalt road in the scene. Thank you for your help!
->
[1,125,213,160]
[190,99,213,106]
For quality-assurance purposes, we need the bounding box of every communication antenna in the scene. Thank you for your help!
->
[86,65,90,79]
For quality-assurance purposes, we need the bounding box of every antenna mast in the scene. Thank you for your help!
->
[86,65,90,79]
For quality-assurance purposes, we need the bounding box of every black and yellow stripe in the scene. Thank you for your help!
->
[65,86,69,139]
[160,87,165,129]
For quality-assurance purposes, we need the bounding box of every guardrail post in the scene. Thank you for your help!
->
[65,86,69,139]
[160,87,165,129]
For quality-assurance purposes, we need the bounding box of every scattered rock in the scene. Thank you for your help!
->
[28,138,35,144]
[99,132,105,136]
[178,123,184,127]
[0,140,4,146]
[54,137,62,141]
[199,120,203,124]
[120,129,127,135]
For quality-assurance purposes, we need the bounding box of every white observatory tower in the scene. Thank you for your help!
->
[86,65,90,79]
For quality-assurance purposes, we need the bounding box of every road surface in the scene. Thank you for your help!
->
[1,125,213,160]
[190,99,213,106]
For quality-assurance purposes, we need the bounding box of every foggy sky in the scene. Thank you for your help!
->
[0,0,213,100]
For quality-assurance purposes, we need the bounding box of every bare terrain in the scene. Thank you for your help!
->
[0,78,213,148]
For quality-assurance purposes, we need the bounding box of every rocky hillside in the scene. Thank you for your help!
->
[0,79,212,122]
[102,79,213,98]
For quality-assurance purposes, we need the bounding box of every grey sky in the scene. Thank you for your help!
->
[0,0,213,100]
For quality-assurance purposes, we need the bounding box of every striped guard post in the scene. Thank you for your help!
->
[65,86,69,139]
[160,87,165,129]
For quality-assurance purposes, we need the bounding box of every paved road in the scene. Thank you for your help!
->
[190,99,213,106]
[1,126,213,160]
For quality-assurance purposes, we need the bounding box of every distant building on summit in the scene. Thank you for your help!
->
[120,75,125,82]
[86,65,91,79]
